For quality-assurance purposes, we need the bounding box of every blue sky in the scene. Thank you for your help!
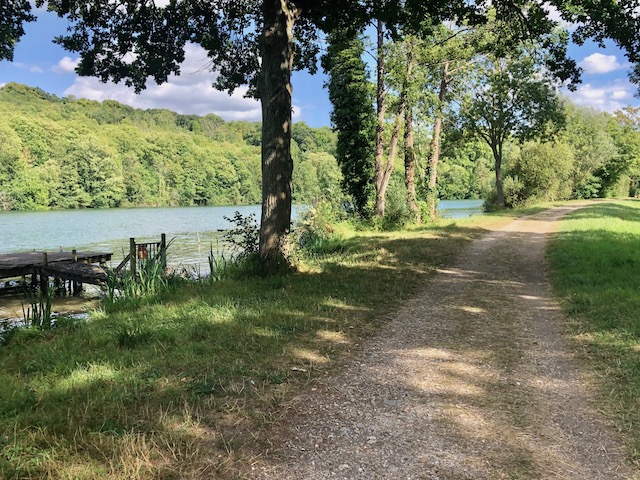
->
[0,8,638,128]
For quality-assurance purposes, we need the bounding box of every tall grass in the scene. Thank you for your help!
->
[21,284,54,329]
[104,247,173,311]
[548,200,640,464]
[207,242,238,283]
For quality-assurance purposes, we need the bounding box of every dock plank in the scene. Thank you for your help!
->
[0,251,113,280]
[42,263,109,285]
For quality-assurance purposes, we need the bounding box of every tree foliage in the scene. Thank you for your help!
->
[0,0,35,61]
[0,83,338,211]
[323,30,376,217]
[4,0,640,233]
[460,49,564,208]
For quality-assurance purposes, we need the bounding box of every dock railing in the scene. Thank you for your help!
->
[113,233,167,277]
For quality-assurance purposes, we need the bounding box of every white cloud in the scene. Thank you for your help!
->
[63,44,299,122]
[52,56,80,74]
[292,105,302,121]
[13,62,44,74]
[612,90,631,100]
[579,53,626,74]
[566,81,639,112]
[0,83,6,89]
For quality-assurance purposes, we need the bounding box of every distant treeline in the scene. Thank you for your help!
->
[0,83,341,210]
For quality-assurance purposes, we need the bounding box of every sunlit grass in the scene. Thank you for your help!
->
[548,199,640,464]
[0,214,501,478]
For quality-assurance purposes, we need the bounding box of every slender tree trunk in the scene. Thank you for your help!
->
[258,0,298,269]
[374,19,387,217]
[404,103,419,222]
[402,45,419,222]
[491,141,505,208]
[379,99,405,201]
[427,61,449,219]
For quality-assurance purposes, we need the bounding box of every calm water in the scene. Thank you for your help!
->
[0,200,483,271]
[438,199,484,219]
[0,200,483,320]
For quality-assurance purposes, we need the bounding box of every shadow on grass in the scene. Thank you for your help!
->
[0,223,491,478]
[3,210,627,478]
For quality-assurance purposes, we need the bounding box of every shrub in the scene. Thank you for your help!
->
[222,212,259,258]
[381,175,411,231]
[296,200,346,256]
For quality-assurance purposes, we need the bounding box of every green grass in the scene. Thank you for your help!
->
[0,216,504,479]
[547,199,640,465]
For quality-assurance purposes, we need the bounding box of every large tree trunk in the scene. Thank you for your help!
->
[259,0,298,269]
[491,142,506,208]
[427,61,449,219]
[402,44,419,222]
[373,19,387,217]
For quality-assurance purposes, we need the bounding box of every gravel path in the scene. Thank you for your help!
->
[254,205,635,479]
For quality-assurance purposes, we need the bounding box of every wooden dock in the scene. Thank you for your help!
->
[0,235,165,297]
[0,250,113,291]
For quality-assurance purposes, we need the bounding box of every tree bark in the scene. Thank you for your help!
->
[491,141,505,208]
[427,61,449,219]
[377,99,406,208]
[259,0,299,269]
[402,44,419,222]
[373,19,387,217]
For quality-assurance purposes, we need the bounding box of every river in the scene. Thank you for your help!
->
[0,200,483,268]
[0,200,483,320]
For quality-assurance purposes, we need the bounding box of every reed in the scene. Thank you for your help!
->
[21,284,54,329]
[207,241,237,283]
[104,244,172,310]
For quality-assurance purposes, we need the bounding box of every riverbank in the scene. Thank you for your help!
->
[0,210,507,478]
[7,201,631,479]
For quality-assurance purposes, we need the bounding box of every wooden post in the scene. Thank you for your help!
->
[40,252,49,295]
[130,237,136,277]
[160,233,167,269]
[72,249,77,263]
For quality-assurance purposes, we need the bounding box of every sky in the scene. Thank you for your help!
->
[0,8,638,128]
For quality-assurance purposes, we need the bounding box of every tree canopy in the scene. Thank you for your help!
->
[0,82,340,211]
[3,0,640,263]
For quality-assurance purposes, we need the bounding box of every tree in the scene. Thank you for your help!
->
[605,107,640,196]
[387,36,421,222]
[0,0,35,61]
[560,103,617,198]
[421,23,483,219]
[8,0,640,262]
[323,30,376,217]
[460,51,564,208]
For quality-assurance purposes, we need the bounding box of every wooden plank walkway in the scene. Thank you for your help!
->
[0,251,112,281]
[42,263,109,286]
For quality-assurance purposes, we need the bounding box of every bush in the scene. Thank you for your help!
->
[296,200,346,256]
[222,212,259,258]
[381,175,411,231]
[483,175,526,211]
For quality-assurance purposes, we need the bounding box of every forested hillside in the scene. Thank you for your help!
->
[0,83,341,210]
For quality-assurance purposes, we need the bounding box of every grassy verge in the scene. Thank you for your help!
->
[547,200,640,465]
[0,212,521,479]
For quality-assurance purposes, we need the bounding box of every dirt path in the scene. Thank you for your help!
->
[254,205,635,479]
